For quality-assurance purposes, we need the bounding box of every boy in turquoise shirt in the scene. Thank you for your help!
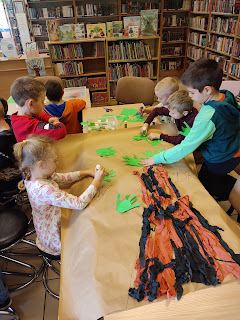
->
[139,58,240,217]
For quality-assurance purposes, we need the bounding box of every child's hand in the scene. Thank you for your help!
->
[138,157,155,166]
[92,166,108,189]
[148,132,161,141]
[139,123,149,134]
[49,117,61,125]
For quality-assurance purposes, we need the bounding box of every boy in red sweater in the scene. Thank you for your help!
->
[43,80,86,134]
[10,77,66,142]
[140,90,198,145]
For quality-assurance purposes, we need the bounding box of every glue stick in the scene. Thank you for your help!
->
[142,126,147,136]
[124,120,127,128]
[140,106,143,118]
[96,164,100,171]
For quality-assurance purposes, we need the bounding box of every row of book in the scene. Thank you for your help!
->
[212,0,237,14]
[121,2,160,14]
[29,6,74,19]
[229,63,240,78]
[162,31,185,42]
[188,32,206,47]
[62,76,106,89]
[161,46,184,56]
[164,0,190,10]
[163,15,188,27]
[187,45,204,60]
[36,41,48,51]
[32,24,48,36]
[109,62,154,80]
[76,4,115,16]
[192,0,210,12]
[205,52,230,73]
[49,44,84,60]
[160,60,182,70]
[233,43,240,58]
[92,91,108,105]
[207,34,233,55]
[190,16,207,30]
[108,41,152,61]
[53,61,84,76]
[209,17,237,35]
[110,82,117,99]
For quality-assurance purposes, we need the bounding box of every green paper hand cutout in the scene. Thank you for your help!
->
[142,148,166,158]
[123,155,144,167]
[179,121,191,137]
[103,169,116,182]
[96,147,117,158]
[132,135,163,146]
[116,194,140,213]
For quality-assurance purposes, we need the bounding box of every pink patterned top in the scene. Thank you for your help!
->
[24,171,97,256]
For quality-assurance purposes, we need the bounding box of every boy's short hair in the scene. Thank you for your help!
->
[167,90,193,112]
[10,77,46,107]
[182,58,223,92]
[0,97,8,116]
[45,80,64,102]
[155,77,179,96]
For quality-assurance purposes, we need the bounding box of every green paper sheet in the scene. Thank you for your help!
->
[7,97,15,104]
[120,108,139,116]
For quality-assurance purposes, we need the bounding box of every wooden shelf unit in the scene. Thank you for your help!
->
[106,35,160,105]
[187,0,240,80]
[48,38,109,105]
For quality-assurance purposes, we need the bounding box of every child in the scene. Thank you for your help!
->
[13,134,107,257]
[141,90,198,145]
[138,77,179,116]
[139,58,240,215]
[43,79,86,134]
[10,76,67,142]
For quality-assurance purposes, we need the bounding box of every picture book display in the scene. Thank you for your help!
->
[46,19,60,41]
[140,9,158,36]
[123,16,140,36]
[0,38,18,59]
[112,21,123,37]
[63,86,87,99]
[25,58,46,77]
[59,24,73,41]
[25,42,39,58]
[106,22,113,37]
[73,23,85,39]
[86,23,106,38]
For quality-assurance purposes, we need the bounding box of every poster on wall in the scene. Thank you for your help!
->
[25,58,46,77]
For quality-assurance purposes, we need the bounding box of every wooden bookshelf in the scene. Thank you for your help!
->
[48,38,109,105]
[187,0,240,80]
[106,35,160,105]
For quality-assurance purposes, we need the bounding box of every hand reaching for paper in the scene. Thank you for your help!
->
[138,156,155,167]
[147,132,161,141]
[116,194,140,213]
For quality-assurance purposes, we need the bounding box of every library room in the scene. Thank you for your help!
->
[0,0,240,319]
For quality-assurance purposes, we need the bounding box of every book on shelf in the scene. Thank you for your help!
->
[76,3,114,17]
[53,61,84,76]
[163,15,188,27]
[162,30,185,42]
[127,25,139,37]
[140,9,158,36]
[86,23,106,39]
[164,0,190,10]
[233,43,240,57]
[123,16,140,36]
[188,32,206,46]
[160,60,182,71]
[49,43,84,60]
[161,46,184,56]
[207,34,233,55]
[112,21,123,37]
[106,22,113,37]
[192,0,210,12]
[29,5,74,19]
[121,1,159,14]
[33,24,48,36]
[25,41,39,58]
[229,62,240,78]
[88,77,106,90]
[46,19,60,42]
[190,16,207,30]
[212,0,236,14]
[187,45,204,60]
[59,25,73,41]
[209,17,237,35]
[36,41,48,51]
[92,91,108,105]
[73,24,85,40]
[108,40,152,61]
[109,62,154,80]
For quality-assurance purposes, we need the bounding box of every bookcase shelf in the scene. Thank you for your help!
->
[187,0,240,80]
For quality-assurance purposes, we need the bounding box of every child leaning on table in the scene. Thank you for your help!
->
[13,134,107,257]
[141,90,198,145]
[43,79,86,134]
[10,77,66,142]
[139,58,240,217]
[138,77,179,117]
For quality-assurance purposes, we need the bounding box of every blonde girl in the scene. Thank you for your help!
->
[14,134,107,257]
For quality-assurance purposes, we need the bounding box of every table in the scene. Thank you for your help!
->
[82,103,145,132]
[56,127,240,320]
[7,88,91,115]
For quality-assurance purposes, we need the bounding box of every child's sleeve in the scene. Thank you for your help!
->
[72,99,86,112]
[145,107,170,125]
[159,133,185,145]
[38,181,97,210]
[51,172,81,184]
[153,108,216,164]
[37,111,51,122]
[33,119,67,140]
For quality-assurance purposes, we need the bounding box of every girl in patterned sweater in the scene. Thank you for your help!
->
[13,134,107,257]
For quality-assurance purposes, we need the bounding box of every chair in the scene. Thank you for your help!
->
[116,76,155,106]
[0,308,20,320]
[0,207,40,292]
[41,254,60,299]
